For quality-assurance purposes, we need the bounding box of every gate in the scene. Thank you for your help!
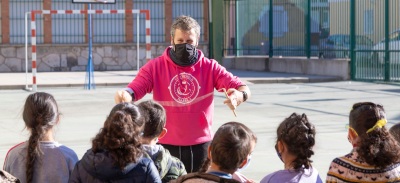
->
[221,0,400,82]
[351,0,400,82]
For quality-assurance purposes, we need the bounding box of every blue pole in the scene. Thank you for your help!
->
[85,3,95,90]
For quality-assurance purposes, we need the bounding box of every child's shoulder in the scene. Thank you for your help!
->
[171,172,240,183]
[5,142,26,157]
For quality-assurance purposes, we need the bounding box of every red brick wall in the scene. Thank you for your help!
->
[43,0,52,43]
[1,0,9,43]
[126,1,133,43]
[165,0,172,43]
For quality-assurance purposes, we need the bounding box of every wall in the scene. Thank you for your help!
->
[269,57,349,80]
[222,56,269,71]
[0,44,208,72]
[222,56,349,80]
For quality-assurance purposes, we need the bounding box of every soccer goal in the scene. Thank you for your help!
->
[24,9,151,92]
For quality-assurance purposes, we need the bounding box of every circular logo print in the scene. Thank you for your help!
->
[168,72,200,104]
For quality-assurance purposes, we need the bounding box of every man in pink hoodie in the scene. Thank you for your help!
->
[114,15,251,173]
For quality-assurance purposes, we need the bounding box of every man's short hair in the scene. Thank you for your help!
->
[171,15,201,38]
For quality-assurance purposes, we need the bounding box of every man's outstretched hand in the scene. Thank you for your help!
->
[114,90,132,104]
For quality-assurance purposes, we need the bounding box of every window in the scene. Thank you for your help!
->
[364,10,374,35]
[259,5,288,38]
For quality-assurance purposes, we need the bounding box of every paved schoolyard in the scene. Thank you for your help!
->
[1,81,400,181]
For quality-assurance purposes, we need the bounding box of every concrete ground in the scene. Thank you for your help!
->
[1,70,400,181]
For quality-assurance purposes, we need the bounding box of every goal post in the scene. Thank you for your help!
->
[25,9,151,92]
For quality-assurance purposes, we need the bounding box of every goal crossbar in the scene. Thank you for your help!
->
[25,9,151,92]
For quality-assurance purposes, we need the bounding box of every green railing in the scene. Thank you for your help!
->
[223,0,400,82]
[223,0,329,57]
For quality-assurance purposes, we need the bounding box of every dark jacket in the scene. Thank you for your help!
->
[142,145,186,183]
[69,149,161,183]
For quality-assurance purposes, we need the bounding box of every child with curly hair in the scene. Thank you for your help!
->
[69,102,161,183]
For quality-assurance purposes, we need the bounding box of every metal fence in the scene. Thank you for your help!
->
[223,0,400,82]
[223,0,328,57]
[5,0,206,44]
[173,0,205,41]
[352,0,400,82]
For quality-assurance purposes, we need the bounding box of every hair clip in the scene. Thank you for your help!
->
[366,119,387,133]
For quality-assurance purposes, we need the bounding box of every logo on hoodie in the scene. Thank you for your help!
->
[168,72,200,104]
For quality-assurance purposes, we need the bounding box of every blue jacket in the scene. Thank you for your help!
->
[69,149,161,183]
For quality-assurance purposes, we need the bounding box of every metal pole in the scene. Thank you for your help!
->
[89,4,92,89]
[137,13,139,71]
[350,0,356,80]
[235,0,238,56]
[85,3,95,90]
[25,12,30,91]
[305,0,311,58]
[268,0,273,57]
[384,0,390,81]
[208,0,213,58]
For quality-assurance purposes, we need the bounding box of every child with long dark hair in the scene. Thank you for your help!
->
[4,92,78,183]
[69,102,161,183]
[261,113,322,183]
[326,102,400,182]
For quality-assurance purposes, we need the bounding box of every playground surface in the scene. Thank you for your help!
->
[1,70,400,181]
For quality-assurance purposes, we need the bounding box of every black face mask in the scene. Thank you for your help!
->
[169,43,198,66]
[175,43,195,60]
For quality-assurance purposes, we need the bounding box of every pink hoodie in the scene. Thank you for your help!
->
[127,47,245,146]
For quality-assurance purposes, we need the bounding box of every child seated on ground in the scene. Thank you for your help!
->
[197,122,257,183]
[260,113,322,183]
[171,121,253,183]
[389,122,400,143]
[138,100,187,182]
[69,102,161,183]
[326,102,400,182]
[0,169,20,182]
[3,92,78,183]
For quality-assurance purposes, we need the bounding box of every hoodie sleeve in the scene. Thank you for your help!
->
[146,160,162,183]
[126,60,155,101]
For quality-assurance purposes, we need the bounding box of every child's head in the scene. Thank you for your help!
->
[349,102,387,135]
[209,122,252,174]
[23,92,59,132]
[23,92,60,183]
[138,100,166,140]
[92,102,144,169]
[275,113,316,170]
[389,122,400,143]
[349,102,400,168]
